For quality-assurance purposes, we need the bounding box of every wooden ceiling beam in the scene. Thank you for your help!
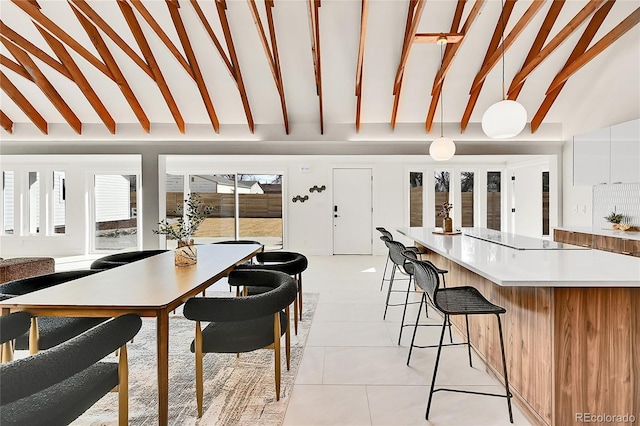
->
[547,6,640,93]
[307,0,324,134]
[426,0,477,132]
[36,25,116,134]
[127,0,194,80]
[0,20,72,80]
[355,0,369,132]
[531,0,615,132]
[390,0,425,129]
[508,0,566,100]
[167,0,219,133]
[1,110,14,133]
[73,5,150,133]
[0,71,47,134]
[10,0,113,80]
[248,0,290,134]
[69,0,153,79]
[460,0,516,132]
[431,0,484,95]
[118,0,184,134]
[215,0,254,133]
[469,0,546,93]
[508,0,605,96]
[414,33,464,44]
[2,38,81,134]
[0,53,32,81]
[190,0,234,79]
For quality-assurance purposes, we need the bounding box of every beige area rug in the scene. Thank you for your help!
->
[72,293,318,426]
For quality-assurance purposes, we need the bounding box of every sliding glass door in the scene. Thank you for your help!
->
[94,174,138,251]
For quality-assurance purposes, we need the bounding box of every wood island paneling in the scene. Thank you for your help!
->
[420,248,639,426]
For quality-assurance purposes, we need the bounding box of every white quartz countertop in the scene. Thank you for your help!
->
[553,226,640,241]
[396,227,640,287]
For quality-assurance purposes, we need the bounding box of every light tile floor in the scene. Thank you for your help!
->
[54,253,532,425]
[283,255,532,426]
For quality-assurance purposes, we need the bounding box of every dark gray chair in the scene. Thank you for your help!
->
[89,250,168,270]
[403,254,513,423]
[235,251,308,334]
[183,269,297,418]
[0,313,142,426]
[0,311,32,362]
[0,270,108,353]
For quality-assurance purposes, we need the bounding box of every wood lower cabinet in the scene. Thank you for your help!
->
[554,229,640,257]
[422,249,640,426]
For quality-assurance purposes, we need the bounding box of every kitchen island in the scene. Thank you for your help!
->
[397,227,640,426]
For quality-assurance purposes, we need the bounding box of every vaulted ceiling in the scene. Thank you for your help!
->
[0,0,638,142]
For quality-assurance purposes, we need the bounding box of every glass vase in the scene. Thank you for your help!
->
[442,216,453,233]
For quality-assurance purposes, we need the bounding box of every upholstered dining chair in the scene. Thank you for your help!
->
[0,270,109,354]
[234,251,308,334]
[183,269,297,418]
[0,313,142,426]
[89,249,168,270]
[213,240,264,294]
[0,311,31,363]
[402,254,513,423]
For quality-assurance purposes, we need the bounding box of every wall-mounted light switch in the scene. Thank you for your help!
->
[573,205,578,213]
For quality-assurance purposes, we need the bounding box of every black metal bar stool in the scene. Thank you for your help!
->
[403,254,513,423]
[383,239,425,345]
[375,227,393,291]
[401,250,453,364]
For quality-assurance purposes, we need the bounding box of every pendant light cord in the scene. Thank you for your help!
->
[440,41,444,138]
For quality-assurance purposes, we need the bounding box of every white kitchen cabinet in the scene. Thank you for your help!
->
[610,119,640,183]
[573,127,610,186]
[573,119,640,185]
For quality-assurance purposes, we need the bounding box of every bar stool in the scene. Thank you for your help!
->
[403,254,513,423]
[375,227,393,291]
[402,250,453,364]
[383,239,424,345]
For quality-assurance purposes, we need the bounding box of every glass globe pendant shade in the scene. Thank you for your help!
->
[481,99,527,139]
[429,136,456,161]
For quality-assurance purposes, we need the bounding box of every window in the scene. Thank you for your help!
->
[164,173,284,250]
[409,172,423,226]
[487,171,501,231]
[94,174,138,251]
[3,171,14,235]
[238,174,283,249]
[28,172,40,234]
[461,172,474,227]
[53,171,66,234]
[434,171,450,226]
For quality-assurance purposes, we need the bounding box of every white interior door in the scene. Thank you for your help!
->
[513,167,542,238]
[333,168,372,254]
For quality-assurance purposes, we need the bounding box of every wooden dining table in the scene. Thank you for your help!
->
[0,243,263,425]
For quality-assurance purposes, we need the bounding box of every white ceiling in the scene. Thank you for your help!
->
[0,0,638,143]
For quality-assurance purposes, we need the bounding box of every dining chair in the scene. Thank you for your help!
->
[0,311,31,363]
[89,250,168,270]
[403,254,513,423]
[234,251,307,334]
[182,269,297,417]
[0,270,109,354]
[0,313,142,426]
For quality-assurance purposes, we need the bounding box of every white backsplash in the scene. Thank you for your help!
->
[593,183,640,229]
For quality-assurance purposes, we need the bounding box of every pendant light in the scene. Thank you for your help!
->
[481,0,527,139]
[430,37,456,161]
